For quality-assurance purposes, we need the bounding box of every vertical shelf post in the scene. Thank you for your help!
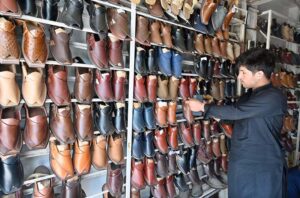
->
[266,10,272,49]
[125,2,137,197]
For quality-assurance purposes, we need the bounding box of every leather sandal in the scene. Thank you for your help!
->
[201,0,217,25]
[215,29,225,40]
[211,5,227,31]
[0,0,21,16]
[41,0,59,20]
[60,0,84,29]
[21,62,47,107]
[161,23,173,48]
[173,28,186,52]
[0,64,20,107]
[49,138,74,180]
[27,166,54,197]
[145,0,156,5]
[160,0,170,10]
[171,0,184,16]
[49,27,73,65]
[47,65,71,106]
[87,33,109,69]
[18,0,37,16]
[136,16,151,46]
[108,34,124,68]
[86,1,108,33]
[222,5,236,31]
[107,8,130,40]
[21,20,48,68]
[192,12,208,33]
[0,155,24,194]
[147,0,164,18]
[131,0,141,4]
[0,17,20,64]
[150,21,163,45]
[194,33,205,54]
[182,0,196,19]
[24,105,49,150]
[0,106,22,156]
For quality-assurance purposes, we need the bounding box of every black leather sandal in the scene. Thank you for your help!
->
[60,0,83,29]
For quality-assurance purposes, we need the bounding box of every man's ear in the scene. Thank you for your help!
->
[255,71,265,79]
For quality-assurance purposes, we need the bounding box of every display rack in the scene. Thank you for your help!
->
[257,9,300,167]
[0,0,247,197]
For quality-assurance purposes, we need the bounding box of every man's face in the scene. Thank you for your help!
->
[237,66,259,89]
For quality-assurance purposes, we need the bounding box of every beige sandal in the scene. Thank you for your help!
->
[145,0,156,5]
[160,0,170,10]
[171,0,184,16]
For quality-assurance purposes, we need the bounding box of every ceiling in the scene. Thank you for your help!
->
[247,0,298,10]
[248,0,300,24]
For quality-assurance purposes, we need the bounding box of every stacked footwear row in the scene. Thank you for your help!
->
[134,16,241,62]
[130,112,230,197]
[0,16,128,69]
[0,16,242,73]
[135,73,237,101]
[131,0,240,38]
[258,17,300,44]
[271,72,297,89]
[0,59,131,196]
[257,42,300,66]
[135,45,239,79]
[0,0,242,66]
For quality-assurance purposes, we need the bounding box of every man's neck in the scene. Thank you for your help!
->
[252,79,270,90]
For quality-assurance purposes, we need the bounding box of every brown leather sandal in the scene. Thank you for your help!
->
[147,0,165,17]
[136,16,151,46]
[161,23,173,48]
[150,21,163,45]
[222,5,237,30]
[49,27,73,65]
[21,20,48,68]
[107,8,130,41]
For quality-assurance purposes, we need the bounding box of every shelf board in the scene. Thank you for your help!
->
[259,9,299,26]
[259,30,300,47]
[200,188,221,198]
[19,98,130,105]
[19,58,130,71]
[14,14,97,34]
[22,170,108,196]
[92,0,132,12]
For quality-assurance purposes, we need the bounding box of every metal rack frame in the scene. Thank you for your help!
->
[0,0,248,197]
[258,9,300,166]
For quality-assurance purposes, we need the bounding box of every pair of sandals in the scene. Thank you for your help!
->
[18,0,59,20]
[0,0,59,20]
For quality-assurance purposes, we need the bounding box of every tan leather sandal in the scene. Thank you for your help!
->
[21,62,47,107]
[0,17,20,64]
[0,64,20,107]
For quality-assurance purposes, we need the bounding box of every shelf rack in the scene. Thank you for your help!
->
[0,0,246,196]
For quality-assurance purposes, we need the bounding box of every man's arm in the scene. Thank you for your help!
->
[189,92,286,121]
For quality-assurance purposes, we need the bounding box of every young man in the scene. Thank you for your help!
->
[189,48,287,198]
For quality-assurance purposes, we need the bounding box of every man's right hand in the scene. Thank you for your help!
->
[188,98,206,112]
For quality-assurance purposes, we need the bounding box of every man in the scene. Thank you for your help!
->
[288,166,300,197]
[189,48,287,198]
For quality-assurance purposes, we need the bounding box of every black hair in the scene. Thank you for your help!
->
[236,48,275,79]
